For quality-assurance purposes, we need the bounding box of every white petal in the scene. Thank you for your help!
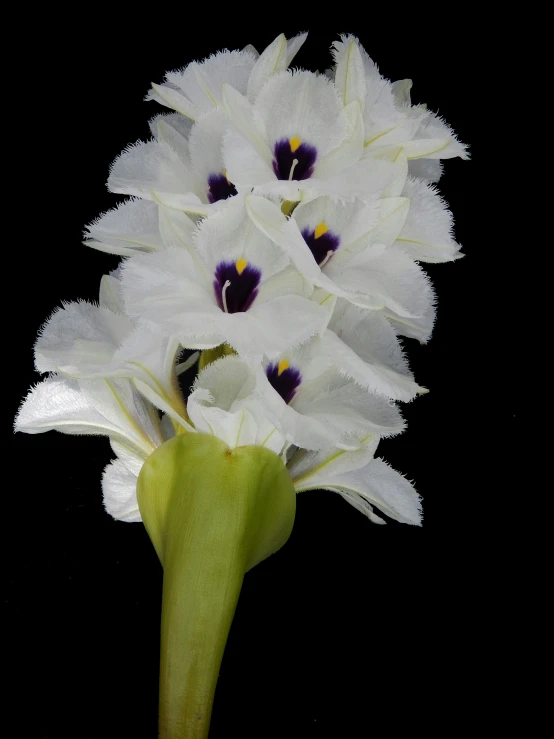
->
[333,490,387,524]
[222,83,273,161]
[255,264,312,302]
[286,32,308,65]
[163,50,256,115]
[147,83,197,118]
[255,370,344,451]
[307,156,400,202]
[107,139,201,203]
[242,44,259,58]
[368,197,410,248]
[15,376,163,458]
[158,206,197,251]
[193,354,255,408]
[327,244,435,320]
[297,456,422,525]
[120,248,217,335]
[148,112,194,141]
[396,178,461,262]
[254,70,347,157]
[364,115,424,151]
[99,275,125,314]
[189,387,260,449]
[408,112,469,160]
[35,301,133,376]
[247,34,289,100]
[110,439,145,477]
[288,435,379,484]
[188,109,228,188]
[391,79,412,105]
[175,352,200,375]
[291,370,405,441]
[332,35,367,110]
[102,459,142,523]
[365,148,409,198]
[222,128,276,188]
[408,158,443,183]
[384,302,436,343]
[314,101,364,179]
[219,294,327,359]
[322,319,424,402]
[114,329,193,431]
[84,199,164,256]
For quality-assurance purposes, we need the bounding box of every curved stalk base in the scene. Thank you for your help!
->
[137,433,296,738]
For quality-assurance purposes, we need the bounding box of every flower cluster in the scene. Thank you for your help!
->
[16,33,467,526]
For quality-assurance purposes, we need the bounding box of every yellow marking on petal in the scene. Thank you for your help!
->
[314,222,328,239]
[277,359,289,376]
[289,136,302,153]
[235,258,248,275]
[222,169,230,182]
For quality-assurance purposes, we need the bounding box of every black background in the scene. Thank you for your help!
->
[6,23,508,738]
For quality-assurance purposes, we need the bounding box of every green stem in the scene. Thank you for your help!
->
[137,433,296,738]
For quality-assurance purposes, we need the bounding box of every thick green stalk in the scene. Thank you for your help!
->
[137,433,296,738]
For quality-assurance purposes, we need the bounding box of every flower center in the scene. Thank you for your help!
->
[273,137,317,181]
[266,359,302,404]
[207,170,238,203]
[214,259,261,313]
[301,222,340,267]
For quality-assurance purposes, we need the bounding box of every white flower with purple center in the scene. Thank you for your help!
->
[246,194,436,342]
[222,69,401,203]
[120,201,328,359]
[108,111,241,217]
[251,338,405,451]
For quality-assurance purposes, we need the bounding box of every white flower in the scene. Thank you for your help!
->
[246,194,436,341]
[331,34,468,169]
[187,355,286,454]
[33,274,191,429]
[107,112,235,217]
[120,201,328,359]
[288,436,422,525]
[147,33,307,118]
[222,69,401,203]
[246,341,405,451]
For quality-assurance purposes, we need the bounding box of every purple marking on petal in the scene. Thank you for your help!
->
[301,227,340,266]
[214,261,261,313]
[272,139,317,181]
[207,173,238,203]
[266,363,302,404]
